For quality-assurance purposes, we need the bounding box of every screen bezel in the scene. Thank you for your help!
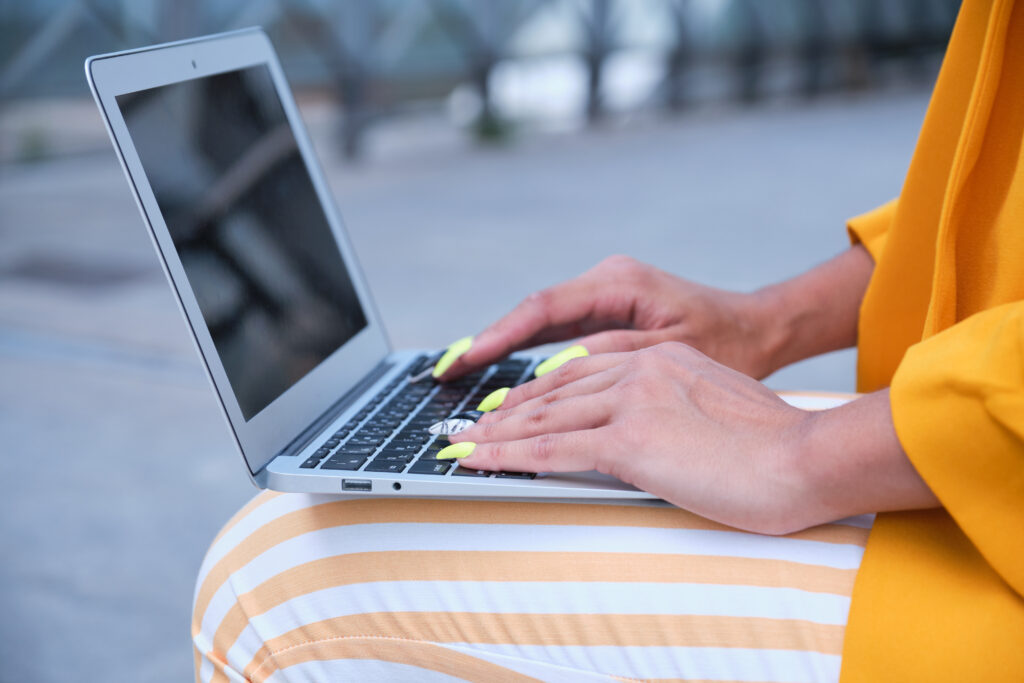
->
[86,29,390,476]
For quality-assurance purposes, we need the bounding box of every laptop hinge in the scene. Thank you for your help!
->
[276,358,395,458]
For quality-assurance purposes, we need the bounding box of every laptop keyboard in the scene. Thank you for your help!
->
[299,357,535,478]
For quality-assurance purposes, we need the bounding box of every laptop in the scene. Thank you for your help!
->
[84,28,655,500]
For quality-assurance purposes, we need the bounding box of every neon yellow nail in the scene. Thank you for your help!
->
[436,441,476,460]
[477,387,510,412]
[534,344,589,377]
[432,336,474,378]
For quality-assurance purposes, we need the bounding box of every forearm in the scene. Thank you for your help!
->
[793,389,939,529]
[749,245,874,376]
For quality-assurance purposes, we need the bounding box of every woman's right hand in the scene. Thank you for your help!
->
[440,254,784,380]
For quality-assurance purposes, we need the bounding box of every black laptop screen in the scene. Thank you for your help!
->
[117,66,367,420]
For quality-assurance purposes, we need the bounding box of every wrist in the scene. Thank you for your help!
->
[743,247,875,377]
[784,391,939,529]
[740,284,797,378]
[784,407,842,529]
[757,406,832,534]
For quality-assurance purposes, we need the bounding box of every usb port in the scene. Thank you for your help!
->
[342,479,372,492]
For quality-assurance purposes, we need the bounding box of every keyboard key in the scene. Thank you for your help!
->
[496,471,536,479]
[411,409,448,419]
[356,422,393,431]
[389,396,420,406]
[336,445,377,456]
[300,456,323,468]
[322,455,366,470]
[492,372,522,381]
[314,448,330,458]
[390,434,429,446]
[452,466,492,477]
[324,438,340,449]
[365,422,400,433]
[387,432,428,444]
[353,429,391,440]
[364,460,407,473]
[347,436,386,447]
[406,353,434,379]
[344,436,385,446]
[418,443,443,459]
[409,460,453,475]
[405,419,441,430]
[434,390,464,401]
[376,449,418,462]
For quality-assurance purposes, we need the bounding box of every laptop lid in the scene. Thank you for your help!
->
[86,28,391,476]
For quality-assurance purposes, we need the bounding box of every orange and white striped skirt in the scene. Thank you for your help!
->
[192,492,872,682]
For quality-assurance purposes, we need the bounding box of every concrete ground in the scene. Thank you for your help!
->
[0,90,928,682]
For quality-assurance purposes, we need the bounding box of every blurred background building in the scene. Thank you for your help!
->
[1,1,956,681]
[2,0,958,160]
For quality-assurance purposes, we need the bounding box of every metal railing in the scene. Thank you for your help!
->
[1,0,959,160]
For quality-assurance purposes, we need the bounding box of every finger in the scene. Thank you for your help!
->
[456,426,614,473]
[455,392,613,445]
[497,363,624,414]
[577,327,679,354]
[499,352,630,410]
[453,274,632,373]
[440,315,674,381]
[468,286,592,363]
[494,371,620,420]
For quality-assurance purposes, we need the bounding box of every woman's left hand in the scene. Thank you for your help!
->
[451,342,817,534]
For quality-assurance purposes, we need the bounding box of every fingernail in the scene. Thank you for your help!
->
[428,418,476,436]
[476,387,510,412]
[427,411,484,436]
[534,344,589,377]
[432,336,474,378]
[436,441,476,460]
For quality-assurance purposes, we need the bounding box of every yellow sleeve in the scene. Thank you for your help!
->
[846,198,898,262]
[890,300,1024,598]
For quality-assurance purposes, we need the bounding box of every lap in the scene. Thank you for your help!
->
[192,492,872,683]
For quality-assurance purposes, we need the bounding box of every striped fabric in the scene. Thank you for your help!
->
[192,493,872,682]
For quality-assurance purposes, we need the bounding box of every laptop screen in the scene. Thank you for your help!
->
[116,65,367,420]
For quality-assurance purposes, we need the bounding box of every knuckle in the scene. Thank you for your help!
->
[599,254,636,271]
[606,255,648,285]
[529,434,557,464]
[634,349,661,373]
[526,408,548,427]
[526,288,554,313]
[540,390,560,406]
[620,375,643,395]
[479,420,500,440]
[622,377,654,402]
[625,412,653,436]
[651,340,678,356]
[553,359,580,382]
[624,351,647,374]
[486,441,507,464]
[646,342,686,367]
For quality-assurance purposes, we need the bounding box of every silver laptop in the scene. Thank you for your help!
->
[85,28,652,500]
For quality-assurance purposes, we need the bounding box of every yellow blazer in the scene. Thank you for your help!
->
[842,0,1024,679]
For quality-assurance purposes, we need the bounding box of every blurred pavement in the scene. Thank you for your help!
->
[0,91,928,682]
